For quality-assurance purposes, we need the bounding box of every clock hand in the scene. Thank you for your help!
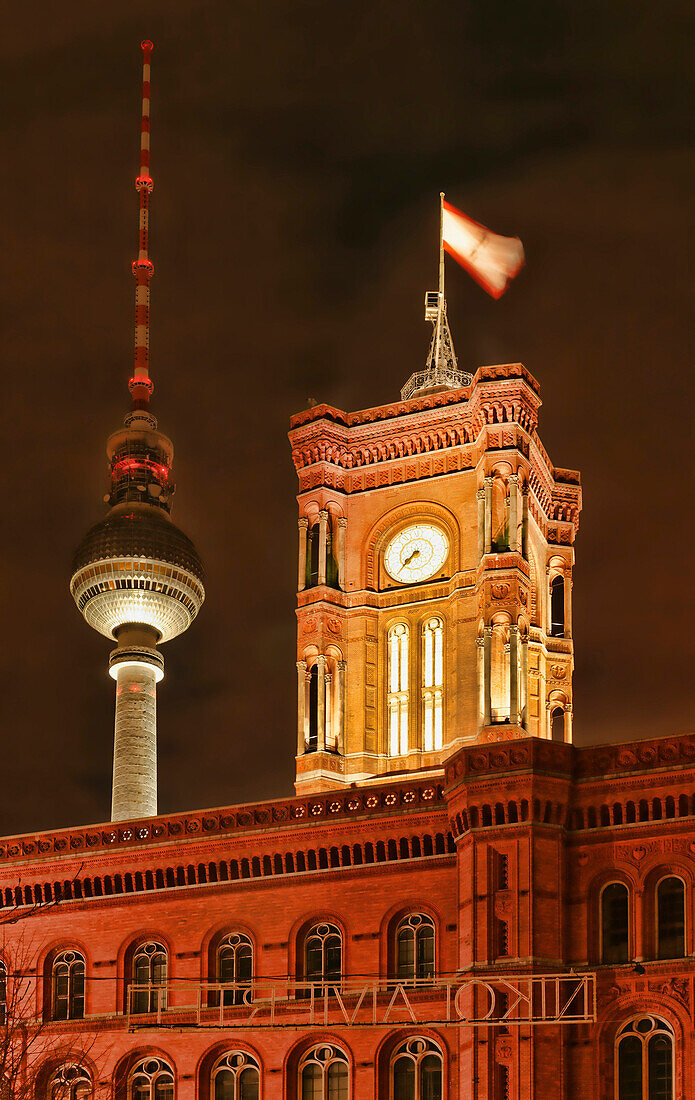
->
[398,548,421,574]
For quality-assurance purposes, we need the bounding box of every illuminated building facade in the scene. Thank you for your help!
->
[0,42,693,1100]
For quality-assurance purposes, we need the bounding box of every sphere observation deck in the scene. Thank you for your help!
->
[70,505,205,644]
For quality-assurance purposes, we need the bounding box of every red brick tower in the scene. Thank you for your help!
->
[290,298,581,795]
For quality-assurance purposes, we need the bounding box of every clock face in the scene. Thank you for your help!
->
[384,524,449,584]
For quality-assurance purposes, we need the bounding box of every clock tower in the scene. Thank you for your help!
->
[289,312,581,796]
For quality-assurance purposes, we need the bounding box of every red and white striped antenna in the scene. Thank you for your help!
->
[129,40,155,410]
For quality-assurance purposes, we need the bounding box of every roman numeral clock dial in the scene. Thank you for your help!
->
[384,524,449,584]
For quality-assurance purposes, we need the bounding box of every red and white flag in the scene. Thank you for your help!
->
[442,200,524,299]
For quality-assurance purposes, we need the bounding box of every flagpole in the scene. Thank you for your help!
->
[432,192,445,372]
[439,191,445,301]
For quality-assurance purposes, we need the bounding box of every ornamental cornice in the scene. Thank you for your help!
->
[0,780,448,868]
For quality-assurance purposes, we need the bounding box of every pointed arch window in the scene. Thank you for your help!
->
[388,623,409,756]
[49,1065,92,1100]
[656,877,686,959]
[214,933,253,1006]
[131,940,167,1014]
[396,914,435,982]
[422,617,444,751]
[601,883,630,964]
[129,1059,174,1100]
[298,1045,348,1099]
[391,1037,442,1100]
[212,1052,259,1100]
[52,950,85,1021]
[616,1017,673,1100]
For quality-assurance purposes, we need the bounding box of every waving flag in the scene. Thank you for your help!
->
[442,200,524,299]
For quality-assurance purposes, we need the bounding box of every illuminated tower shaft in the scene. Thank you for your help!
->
[71,42,205,823]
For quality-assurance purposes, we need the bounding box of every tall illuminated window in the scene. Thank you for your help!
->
[388,623,409,756]
[422,616,444,750]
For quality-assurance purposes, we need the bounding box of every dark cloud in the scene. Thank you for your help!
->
[0,0,693,834]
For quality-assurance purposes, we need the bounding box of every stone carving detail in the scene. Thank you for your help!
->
[491,582,510,599]
[550,664,567,679]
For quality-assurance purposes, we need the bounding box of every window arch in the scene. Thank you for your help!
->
[388,624,409,756]
[298,1045,348,1099]
[303,922,342,989]
[656,876,686,959]
[615,1017,673,1100]
[131,941,167,1014]
[549,574,565,636]
[391,1037,443,1100]
[395,914,435,982]
[214,933,253,1006]
[601,883,630,964]
[421,618,443,751]
[211,1052,259,1100]
[52,949,85,1021]
[49,1065,92,1100]
[129,1059,174,1100]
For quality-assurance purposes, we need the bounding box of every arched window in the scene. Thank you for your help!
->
[550,574,564,637]
[308,663,319,750]
[656,877,686,959]
[0,960,5,1026]
[49,1065,92,1100]
[601,883,630,964]
[129,1059,174,1100]
[551,707,565,743]
[214,933,253,1006]
[307,523,320,588]
[298,1045,348,1099]
[304,922,342,989]
[52,950,85,1021]
[388,624,409,756]
[391,1037,443,1100]
[131,940,167,1014]
[422,618,444,751]
[616,1017,673,1100]
[211,1052,259,1100]
[396,914,435,982]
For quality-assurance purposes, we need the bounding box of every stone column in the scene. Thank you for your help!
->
[476,636,485,730]
[316,654,327,751]
[509,625,519,725]
[483,626,493,726]
[318,510,329,586]
[297,517,309,592]
[545,699,553,740]
[477,487,485,562]
[296,659,307,755]
[109,644,164,822]
[336,517,347,590]
[521,485,529,559]
[564,573,573,639]
[508,474,519,553]
[520,635,529,730]
[564,701,573,743]
[484,477,493,554]
[336,661,346,754]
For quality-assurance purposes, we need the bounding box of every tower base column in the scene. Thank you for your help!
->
[109,645,164,822]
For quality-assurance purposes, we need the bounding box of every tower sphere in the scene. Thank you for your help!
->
[70,504,205,644]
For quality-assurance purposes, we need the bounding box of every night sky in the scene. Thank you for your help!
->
[1,2,693,835]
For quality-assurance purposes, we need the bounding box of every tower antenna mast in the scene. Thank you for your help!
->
[130,40,155,411]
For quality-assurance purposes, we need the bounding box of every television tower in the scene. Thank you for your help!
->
[70,42,205,822]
